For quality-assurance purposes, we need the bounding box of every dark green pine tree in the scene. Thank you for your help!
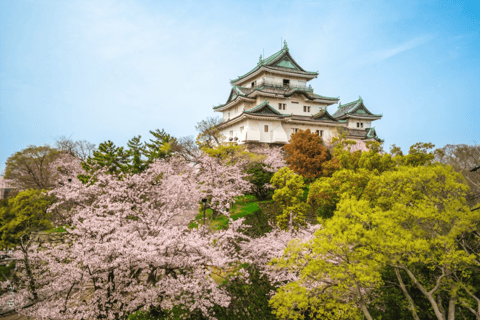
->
[81,140,130,177]
[144,129,176,163]
[126,135,148,174]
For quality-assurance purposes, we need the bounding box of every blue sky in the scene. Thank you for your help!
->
[1,0,479,170]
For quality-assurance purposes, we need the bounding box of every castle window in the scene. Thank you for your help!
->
[357,122,364,128]
[292,128,298,133]
[240,126,244,133]
[278,103,286,110]
[291,101,299,104]
[264,125,268,132]
[283,79,290,87]
[316,130,323,137]
[308,106,311,112]
[228,112,230,120]
[303,106,311,112]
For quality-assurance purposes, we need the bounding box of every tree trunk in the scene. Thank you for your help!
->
[402,266,446,320]
[448,293,456,320]
[394,267,421,320]
[359,299,374,320]
[23,249,38,302]
[19,235,38,303]
[353,281,374,320]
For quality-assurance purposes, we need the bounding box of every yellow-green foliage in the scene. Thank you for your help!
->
[202,144,262,165]
[270,164,480,319]
[271,168,308,229]
[307,141,428,219]
[0,189,54,250]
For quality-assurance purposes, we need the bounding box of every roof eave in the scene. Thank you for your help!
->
[335,114,382,120]
[231,66,318,86]
[283,117,348,127]
[213,96,256,112]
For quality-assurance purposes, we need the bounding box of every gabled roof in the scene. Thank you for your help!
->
[312,109,338,122]
[366,127,384,142]
[332,96,382,119]
[230,41,318,84]
[227,86,246,101]
[313,93,340,101]
[213,86,251,110]
[282,89,339,104]
[244,99,283,116]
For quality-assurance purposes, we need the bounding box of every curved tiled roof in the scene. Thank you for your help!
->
[312,109,339,122]
[283,88,339,102]
[244,99,282,115]
[313,93,340,101]
[230,42,318,84]
[332,96,382,119]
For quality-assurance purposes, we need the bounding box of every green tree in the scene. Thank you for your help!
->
[81,140,130,178]
[245,162,274,200]
[0,189,54,302]
[202,144,260,165]
[308,141,395,218]
[0,189,54,249]
[398,142,436,167]
[271,164,480,320]
[211,264,277,320]
[195,116,224,148]
[144,129,176,163]
[127,135,148,174]
[270,167,308,229]
[5,145,61,190]
[80,130,176,180]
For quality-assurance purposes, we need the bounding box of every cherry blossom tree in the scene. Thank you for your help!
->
[193,155,253,211]
[1,155,252,320]
[248,145,286,173]
[238,223,320,293]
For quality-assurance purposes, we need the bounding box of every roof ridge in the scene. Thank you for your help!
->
[230,41,317,83]
[314,93,340,100]
[244,99,282,115]
[339,98,361,108]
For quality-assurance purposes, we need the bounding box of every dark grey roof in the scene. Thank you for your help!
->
[332,96,382,119]
[312,109,339,122]
[344,127,383,142]
[244,100,283,115]
[230,41,318,84]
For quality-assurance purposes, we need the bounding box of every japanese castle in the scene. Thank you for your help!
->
[213,41,383,146]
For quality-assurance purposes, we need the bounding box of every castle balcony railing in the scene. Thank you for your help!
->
[252,80,314,93]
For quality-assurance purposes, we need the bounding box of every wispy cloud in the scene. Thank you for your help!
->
[343,34,435,70]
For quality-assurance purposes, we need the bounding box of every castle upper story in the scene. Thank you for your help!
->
[214,41,342,121]
[212,41,383,144]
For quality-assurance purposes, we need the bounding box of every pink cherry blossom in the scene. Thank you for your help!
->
[2,156,252,320]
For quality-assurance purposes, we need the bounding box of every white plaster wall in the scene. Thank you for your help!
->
[251,96,326,116]
[219,122,239,142]
[222,102,248,121]
[226,119,287,143]
[219,119,343,145]
[239,72,309,89]
[282,123,336,142]
[347,119,372,129]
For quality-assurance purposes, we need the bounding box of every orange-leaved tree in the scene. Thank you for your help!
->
[283,129,330,179]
